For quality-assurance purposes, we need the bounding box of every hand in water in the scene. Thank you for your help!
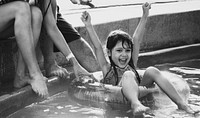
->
[73,63,92,81]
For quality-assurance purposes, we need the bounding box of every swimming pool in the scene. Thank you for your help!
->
[7,55,200,118]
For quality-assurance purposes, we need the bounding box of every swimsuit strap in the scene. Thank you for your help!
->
[43,0,51,18]
[101,67,113,83]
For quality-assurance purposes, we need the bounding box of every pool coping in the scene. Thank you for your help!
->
[1,43,200,117]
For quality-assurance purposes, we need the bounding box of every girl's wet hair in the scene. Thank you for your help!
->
[106,29,141,84]
[106,29,133,51]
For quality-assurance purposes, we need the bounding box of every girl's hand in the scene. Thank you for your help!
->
[142,2,151,17]
[81,11,91,26]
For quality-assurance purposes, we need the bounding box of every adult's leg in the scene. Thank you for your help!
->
[0,2,48,97]
[39,0,69,78]
[15,4,48,97]
[140,66,194,113]
[40,32,69,78]
[14,6,44,88]
[120,71,149,115]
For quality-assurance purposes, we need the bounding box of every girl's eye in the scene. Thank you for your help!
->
[126,49,131,52]
[116,49,122,52]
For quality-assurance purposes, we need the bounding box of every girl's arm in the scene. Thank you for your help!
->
[132,2,151,67]
[81,11,109,74]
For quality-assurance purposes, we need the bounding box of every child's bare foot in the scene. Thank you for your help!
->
[14,74,30,88]
[28,74,48,97]
[45,62,70,79]
[132,103,150,115]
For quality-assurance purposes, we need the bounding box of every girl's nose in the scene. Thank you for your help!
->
[121,51,127,56]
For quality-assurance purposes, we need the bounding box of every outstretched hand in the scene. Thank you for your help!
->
[81,11,91,26]
[142,2,151,16]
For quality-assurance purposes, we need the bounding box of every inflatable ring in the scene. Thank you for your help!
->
[68,71,190,109]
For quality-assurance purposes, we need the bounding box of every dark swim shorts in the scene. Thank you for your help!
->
[54,9,81,52]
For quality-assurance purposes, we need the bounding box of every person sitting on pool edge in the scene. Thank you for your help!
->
[80,2,196,115]
[12,0,92,96]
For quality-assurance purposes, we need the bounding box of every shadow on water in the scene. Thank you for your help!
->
[8,59,200,118]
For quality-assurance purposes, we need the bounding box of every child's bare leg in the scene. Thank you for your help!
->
[141,66,194,114]
[121,71,149,115]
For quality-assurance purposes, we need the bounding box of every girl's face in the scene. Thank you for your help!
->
[109,41,132,68]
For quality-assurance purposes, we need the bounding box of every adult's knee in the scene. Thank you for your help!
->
[31,7,43,26]
[14,2,31,20]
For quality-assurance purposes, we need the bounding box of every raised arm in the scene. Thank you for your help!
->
[81,11,108,73]
[132,2,151,67]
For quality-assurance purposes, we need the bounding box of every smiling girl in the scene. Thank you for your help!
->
[81,2,195,115]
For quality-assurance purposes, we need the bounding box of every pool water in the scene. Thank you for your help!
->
[7,59,200,118]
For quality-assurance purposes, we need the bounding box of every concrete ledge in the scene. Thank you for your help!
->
[0,75,75,117]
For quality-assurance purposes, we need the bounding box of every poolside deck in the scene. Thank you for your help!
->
[1,0,200,117]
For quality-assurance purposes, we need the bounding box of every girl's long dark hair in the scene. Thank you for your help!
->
[106,30,141,84]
